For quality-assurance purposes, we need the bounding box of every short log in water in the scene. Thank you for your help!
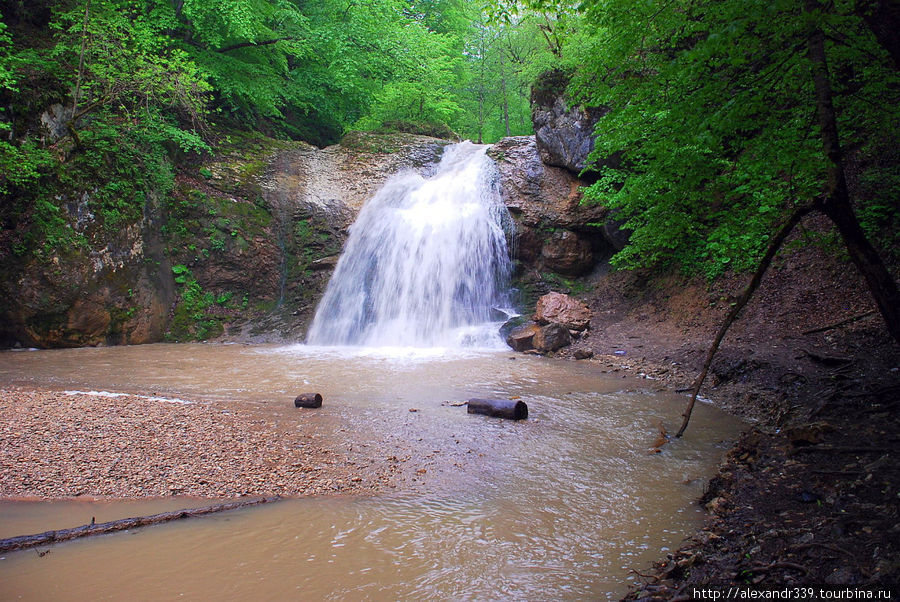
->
[294,393,323,408]
[467,398,528,420]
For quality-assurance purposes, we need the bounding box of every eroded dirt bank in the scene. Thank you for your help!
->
[543,218,900,593]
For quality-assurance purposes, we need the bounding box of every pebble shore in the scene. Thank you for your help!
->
[0,387,398,499]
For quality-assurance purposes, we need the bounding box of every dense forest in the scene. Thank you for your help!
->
[1,0,898,338]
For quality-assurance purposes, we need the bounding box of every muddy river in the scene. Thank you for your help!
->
[0,343,744,600]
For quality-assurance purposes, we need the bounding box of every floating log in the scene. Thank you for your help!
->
[467,398,528,420]
[0,496,281,554]
[294,393,323,408]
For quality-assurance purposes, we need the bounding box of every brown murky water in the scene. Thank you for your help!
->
[0,343,744,600]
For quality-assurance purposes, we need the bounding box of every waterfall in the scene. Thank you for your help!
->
[306,141,514,348]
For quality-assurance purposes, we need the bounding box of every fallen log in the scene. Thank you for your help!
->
[294,393,323,408]
[467,398,528,420]
[0,496,281,554]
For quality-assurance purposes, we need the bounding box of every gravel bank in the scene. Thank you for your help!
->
[0,387,399,499]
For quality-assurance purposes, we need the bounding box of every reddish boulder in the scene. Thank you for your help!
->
[506,323,541,351]
[534,292,592,331]
[533,323,572,352]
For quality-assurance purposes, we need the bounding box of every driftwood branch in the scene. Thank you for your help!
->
[676,203,816,438]
[0,496,280,554]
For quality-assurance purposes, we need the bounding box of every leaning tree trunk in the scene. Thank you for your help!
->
[676,204,816,438]
[806,0,900,345]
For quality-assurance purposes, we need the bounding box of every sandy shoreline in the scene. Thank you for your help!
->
[0,386,399,500]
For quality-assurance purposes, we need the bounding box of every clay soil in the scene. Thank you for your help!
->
[552,214,900,594]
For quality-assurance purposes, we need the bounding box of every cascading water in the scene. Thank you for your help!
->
[306,141,515,348]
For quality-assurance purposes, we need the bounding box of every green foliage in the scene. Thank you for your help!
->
[168,264,223,340]
[534,0,900,277]
[50,0,211,135]
[171,263,190,283]
[3,0,547,158]
[0,0,212,259]
[454,10,545,142]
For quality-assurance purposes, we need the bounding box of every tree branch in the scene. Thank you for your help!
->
[806,0,900,344]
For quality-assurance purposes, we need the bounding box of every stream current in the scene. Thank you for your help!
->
[0,343,743,600]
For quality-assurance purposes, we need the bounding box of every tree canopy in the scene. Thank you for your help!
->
[518,0,899,338]
[542,0,899,279]
[1,0,897,311]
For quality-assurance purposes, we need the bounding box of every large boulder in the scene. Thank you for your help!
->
[506,322,541,352]
[534,292,592,331]
[533,323,572,352]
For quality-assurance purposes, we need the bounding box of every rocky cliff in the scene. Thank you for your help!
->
[1,131,450,348]
[2,119,610,349]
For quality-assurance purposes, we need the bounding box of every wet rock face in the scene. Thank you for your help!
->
[530,69,606,174]
[2,131,450,348]
[257,131,451,339]
[262,131,451,232]
[2,209,173,348]
[489,136,610,277]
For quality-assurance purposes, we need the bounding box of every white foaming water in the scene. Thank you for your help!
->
[306,141,514,348]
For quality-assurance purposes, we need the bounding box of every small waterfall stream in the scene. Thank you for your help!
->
[306,142,514,348]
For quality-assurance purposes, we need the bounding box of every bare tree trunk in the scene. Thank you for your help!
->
[806,0,900,345]
[677,3,900,438]
[676,204,816,438]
